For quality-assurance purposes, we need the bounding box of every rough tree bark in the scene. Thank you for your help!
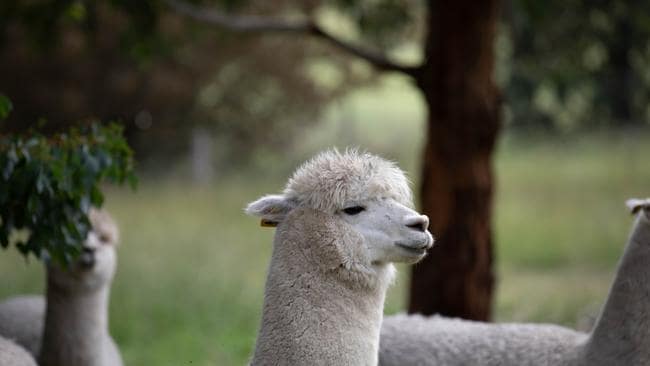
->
[168,0,502,321]
[408,0,501,320]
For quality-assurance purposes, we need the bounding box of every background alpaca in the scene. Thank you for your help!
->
[0,336,37,366]
[245,149,434,365]
[0,208,123,366]
[379,199,650,366]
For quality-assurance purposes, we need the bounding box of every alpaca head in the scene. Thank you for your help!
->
[247,149,434,265]
[627,198,650,219]
[48,208,119,292]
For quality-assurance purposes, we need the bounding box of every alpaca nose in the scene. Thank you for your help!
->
[405,215,429,232]
[79,247,96,269]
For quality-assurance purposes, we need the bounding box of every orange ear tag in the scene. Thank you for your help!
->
[260,219,278,228]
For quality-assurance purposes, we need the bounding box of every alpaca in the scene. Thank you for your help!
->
[379,198,650,366]
[245,149,434,365]
[0,336,37,366]
[0,208,123,366]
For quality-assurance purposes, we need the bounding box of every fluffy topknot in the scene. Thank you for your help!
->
[283,149,413,213]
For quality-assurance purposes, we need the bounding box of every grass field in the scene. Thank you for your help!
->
[1,77,649,365]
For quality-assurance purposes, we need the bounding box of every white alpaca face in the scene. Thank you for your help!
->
[246,195,434,265]
[48,212,118,292]
[247,150,435,266]
[336,197,434,264]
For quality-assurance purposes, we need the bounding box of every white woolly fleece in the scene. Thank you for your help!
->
[380,314,586,366]
[0,336,37,366]
[283,149,413,212]
[0,296,44,356]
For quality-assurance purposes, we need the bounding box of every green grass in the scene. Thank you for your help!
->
[496,134,650,270]
[493,132,650,326]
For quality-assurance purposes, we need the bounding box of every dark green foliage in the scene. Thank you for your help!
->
[0,0,163,61]
[0,95,11,120]
[331,0,420,49]
[0,123,136,265]
[508,0,650,131]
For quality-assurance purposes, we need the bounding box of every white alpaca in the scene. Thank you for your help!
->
[245,149,434,365]
[379,198,650,366]
[0,336,37,366]
[0,209,123,366]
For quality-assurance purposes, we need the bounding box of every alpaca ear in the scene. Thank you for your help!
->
[627,198,650,216]
[245,194,296,227]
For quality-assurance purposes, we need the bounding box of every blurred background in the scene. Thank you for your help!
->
[1,0,650,364]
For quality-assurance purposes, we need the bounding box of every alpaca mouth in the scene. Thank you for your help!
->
[79,249,96,269]
[395,242,429,256]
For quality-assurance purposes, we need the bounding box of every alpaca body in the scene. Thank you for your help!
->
[0,296,44,356]
[0,290,122,366]
[0,337,36,366]
[0,336,37,366]
[380,314,586,366]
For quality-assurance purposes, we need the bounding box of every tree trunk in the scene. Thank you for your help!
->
[408,0,501,321]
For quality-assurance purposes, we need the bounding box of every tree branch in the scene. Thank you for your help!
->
[165,0,421,77]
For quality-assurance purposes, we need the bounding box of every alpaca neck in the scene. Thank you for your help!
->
[583,213,650,364]
[40,278,110,366]
[251,237,392,366]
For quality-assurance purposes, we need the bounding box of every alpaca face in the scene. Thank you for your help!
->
[48,209,118,292]
[336,197,433,264]
[247,194,433,266]
[247,150,435,265]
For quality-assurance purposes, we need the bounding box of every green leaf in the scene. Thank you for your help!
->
[0,95,12,120]
[65,2,87,21]
[90,185,104,207]
[0,122,136,264]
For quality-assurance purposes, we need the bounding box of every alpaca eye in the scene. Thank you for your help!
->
[99,234,110,244]
[343,206,365,215]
